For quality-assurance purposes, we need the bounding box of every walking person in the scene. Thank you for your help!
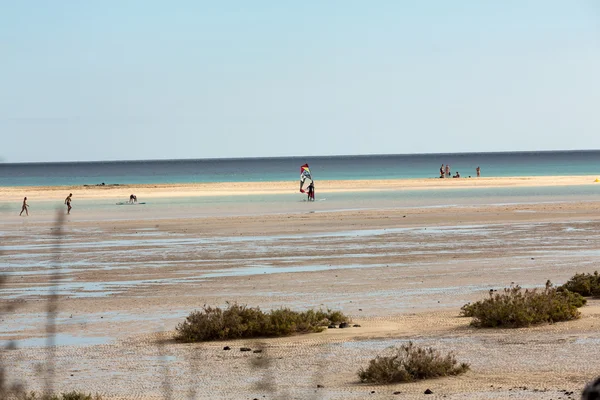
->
[65,193,73,214]
[476,166,481,177]
[19,197,29,216]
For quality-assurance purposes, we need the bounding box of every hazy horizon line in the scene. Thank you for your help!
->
[2,148,600,166]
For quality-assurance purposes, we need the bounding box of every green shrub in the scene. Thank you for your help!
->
[358,342,469,384]
[460,281,586,328]
[175,303,350,342]
[560,271,600,297]
[315,309,347,325]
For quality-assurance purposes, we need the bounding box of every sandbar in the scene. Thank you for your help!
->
[1,175,599,201]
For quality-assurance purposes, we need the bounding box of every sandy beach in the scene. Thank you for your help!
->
[4,0,599,396]
[1,175,599,201]
[2,178,600,399]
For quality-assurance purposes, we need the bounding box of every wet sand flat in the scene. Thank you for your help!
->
[2,199,600,398]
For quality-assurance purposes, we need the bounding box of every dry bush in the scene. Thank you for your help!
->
[175,303,350,342]
[560,271,600,297]
[2,391,101,400]
[358,342,469,384]
[461,281,585,328]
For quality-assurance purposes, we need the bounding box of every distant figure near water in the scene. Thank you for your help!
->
[19,197,29,216]
[445,164,450,178]
[65,193,72,214]
[307,182,315,201]
[440,164,445,178]
[129,194,137,204]
[453,171,461,178]
[476,166,481,177]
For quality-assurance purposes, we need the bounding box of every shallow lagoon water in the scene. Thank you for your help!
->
[3,188,600,348]
[1,334,112,348]
[3,220,598,301]
[2,184,600,223]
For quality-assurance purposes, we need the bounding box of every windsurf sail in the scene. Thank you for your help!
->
[299,164,313,193]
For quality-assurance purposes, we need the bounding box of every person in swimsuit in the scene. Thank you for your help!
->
[65,193,72,214]
[19,197,29,216]
[440,164,445,178]
[129,194,137,204]
[476,166,481,177]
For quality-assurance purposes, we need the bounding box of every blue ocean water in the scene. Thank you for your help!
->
[1,150,599,187]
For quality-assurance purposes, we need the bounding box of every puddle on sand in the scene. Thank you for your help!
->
[564,226,587,232]
[1,223,500,252]
[1,334,112,348]
[143,355,177,362]
[200,262,405,278]
[575,337,600,345]
[2,276,208,300]
[1,281,121,299]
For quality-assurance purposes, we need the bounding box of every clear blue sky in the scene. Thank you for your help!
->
[1,1,599,162]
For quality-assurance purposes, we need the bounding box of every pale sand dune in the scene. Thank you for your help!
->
[1,175,599,201]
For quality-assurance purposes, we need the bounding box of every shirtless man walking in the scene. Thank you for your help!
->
[19,197,29,216]
[65,193,73,214]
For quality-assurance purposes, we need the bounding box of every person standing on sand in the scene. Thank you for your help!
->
[65,193,72,214]
[440,164,445,178]
[19,197,29,216]
[476,166,481,177]
[445,164,450,178]
[307,181,315,201]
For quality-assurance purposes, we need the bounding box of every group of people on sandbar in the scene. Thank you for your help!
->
[19,193,72,217]
[18,193,139,216]
[439,164,481,179]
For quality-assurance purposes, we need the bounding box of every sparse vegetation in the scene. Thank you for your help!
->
[358,342,469,384]
[175,302,350,342]
[0,391,101,400]
[55,391,101,400]
[460,281,586,328]
[560,271,600,297]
